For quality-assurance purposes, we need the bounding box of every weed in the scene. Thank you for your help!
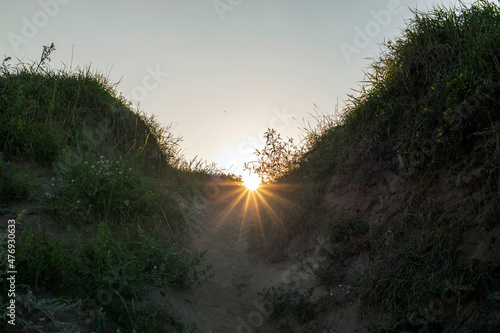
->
[124,303,197,333]
[0,287,83,333]
[15,223,211,330]
[259,286,332,325]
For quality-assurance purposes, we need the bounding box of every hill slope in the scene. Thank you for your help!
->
[0,46,228,332]
[246,1,500,331]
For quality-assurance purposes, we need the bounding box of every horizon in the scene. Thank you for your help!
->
[1,0,482,176]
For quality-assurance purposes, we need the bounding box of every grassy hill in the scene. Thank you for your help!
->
[246,1,500,331]
[0,44,235,332]
[1,1,500,332]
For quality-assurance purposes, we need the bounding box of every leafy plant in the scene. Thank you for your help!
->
[245,128,304,183]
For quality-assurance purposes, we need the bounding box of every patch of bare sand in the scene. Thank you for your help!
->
[146,193,290,332]
[146,188,364,332]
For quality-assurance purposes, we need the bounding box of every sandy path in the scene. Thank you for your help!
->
[150,190,290,332]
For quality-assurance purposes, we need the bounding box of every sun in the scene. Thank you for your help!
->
[242,173,261,191]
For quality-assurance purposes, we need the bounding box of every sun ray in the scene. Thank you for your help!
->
[202,176,302,257]
[216,187,247,227]
[253,189,288,235]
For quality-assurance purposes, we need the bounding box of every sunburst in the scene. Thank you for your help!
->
[242,173,261,191]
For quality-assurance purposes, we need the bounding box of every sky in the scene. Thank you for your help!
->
[1,0,482,176]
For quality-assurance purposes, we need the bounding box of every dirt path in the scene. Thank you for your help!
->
[148,190,291,332]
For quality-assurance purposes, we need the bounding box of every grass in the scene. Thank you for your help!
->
[258,285,332,330]
[47,153,185,226]
[0,44,221,331]
[248,1,500,330]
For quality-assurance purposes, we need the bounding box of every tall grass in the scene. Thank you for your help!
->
[0,44,217,331]
[250,1,500,330]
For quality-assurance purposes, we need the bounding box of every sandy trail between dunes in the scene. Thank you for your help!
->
[145,188,362,332]
[148,192,290,333]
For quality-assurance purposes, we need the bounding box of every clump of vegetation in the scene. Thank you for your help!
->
[0,44,219,331]
[259,286,332,329]
[10,222,211,331]
[250,1,500,331]
[47,154,184,225]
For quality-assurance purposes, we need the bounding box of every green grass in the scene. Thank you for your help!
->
[248,1,500,330]
[5,217,211,331]
[0,44,222,331]
[47,153,185,226]
[248,0,500,185]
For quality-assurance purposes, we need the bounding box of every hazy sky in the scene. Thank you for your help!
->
[1,0,479,175]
